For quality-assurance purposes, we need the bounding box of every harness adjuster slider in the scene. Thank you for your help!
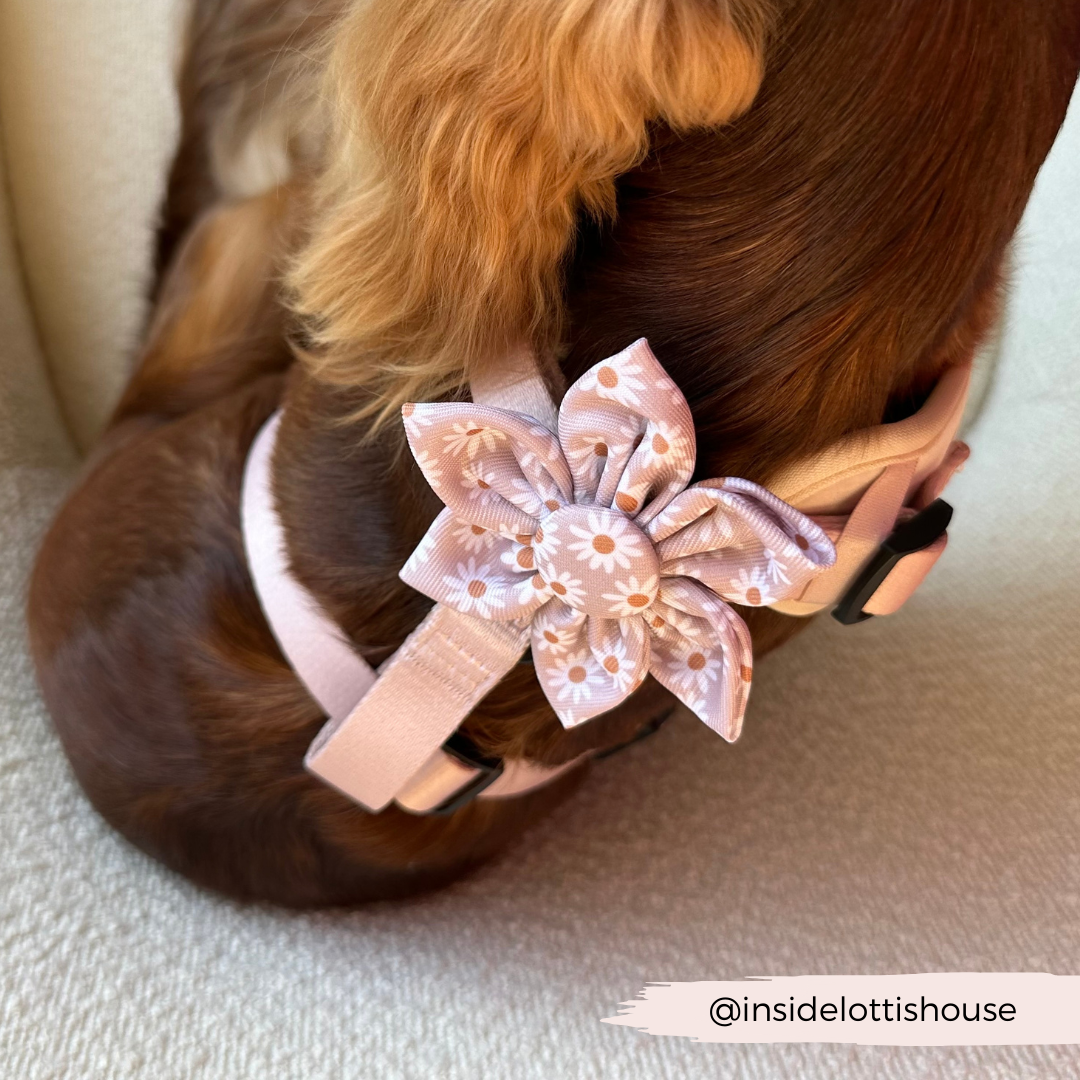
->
[430,730,506,815]
[831,498,953,626]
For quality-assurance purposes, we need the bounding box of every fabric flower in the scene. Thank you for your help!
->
[399,338,835,739]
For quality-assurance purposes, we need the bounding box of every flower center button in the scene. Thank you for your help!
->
[532,504,660,618]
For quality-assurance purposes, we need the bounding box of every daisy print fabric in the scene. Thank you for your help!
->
[399,338,835,738]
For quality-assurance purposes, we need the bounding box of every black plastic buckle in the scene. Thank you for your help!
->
[831,498,953,626]
[430,730,505,815]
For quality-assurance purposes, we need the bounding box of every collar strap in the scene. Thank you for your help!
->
[242,344,970,814]
[767,362,971,617]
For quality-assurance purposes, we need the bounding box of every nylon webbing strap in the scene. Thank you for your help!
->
[242,412,377,719]
[305,606,529,812]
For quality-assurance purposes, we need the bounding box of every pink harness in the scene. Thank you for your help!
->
[242,341,970,815]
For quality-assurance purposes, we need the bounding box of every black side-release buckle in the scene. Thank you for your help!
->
[831,498,953,626]
[430,730,505,815]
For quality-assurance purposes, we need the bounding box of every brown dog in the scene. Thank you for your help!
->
[28,0,1080,906]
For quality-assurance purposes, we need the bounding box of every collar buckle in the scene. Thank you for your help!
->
[832,499,953,625]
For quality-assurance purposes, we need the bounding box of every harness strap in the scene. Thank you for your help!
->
[242,351,582,815]
[242,411,376,719]
[242,351,971,816]
[306,605,528,812]
[306,345,575,812]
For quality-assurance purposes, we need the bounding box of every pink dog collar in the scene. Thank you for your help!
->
[241,341,969,815]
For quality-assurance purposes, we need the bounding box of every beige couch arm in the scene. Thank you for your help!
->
[0,0,186,452]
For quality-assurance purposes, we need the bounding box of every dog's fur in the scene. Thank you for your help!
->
[28,0,1080,906]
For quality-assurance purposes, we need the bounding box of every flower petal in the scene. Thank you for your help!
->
[647,577,753,741]
[531,606,647,728]
[532,599,586,657]
[403,402,573,538]
[650,478,835,603]
[586,615,650,697]
[558,339,695,523]
[400,509,551,621]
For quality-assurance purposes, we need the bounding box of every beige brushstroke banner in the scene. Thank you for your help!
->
[603,974,1080,1045]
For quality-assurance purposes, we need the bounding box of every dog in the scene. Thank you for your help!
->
[28,0,1080,906]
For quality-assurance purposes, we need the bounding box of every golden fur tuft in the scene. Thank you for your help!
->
[290,0,772,426]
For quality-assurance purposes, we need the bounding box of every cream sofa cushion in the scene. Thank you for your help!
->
[0,0,187,451]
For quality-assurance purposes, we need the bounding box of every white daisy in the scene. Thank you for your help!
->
[550,650,604,709]
[532,478,565,512]
[564,433,615,468]
[518,572,554,605]
[544,570,586,610]
[533,611,584,655]
[660,377,690,411]
[592,358,648,407]
[692,502,737,549]
[441,558,497,619]
[460,462,496,499]
[679,648,725,697]
[566,511,647,573]
[441,422,507,459]
[650,596,709,641]
[675,686,708,719]
[761,547,791,586]
[452,520,497,554]
[600,574,659,618]
[490,520,521,540]
[402,402,438,430]
[725,566,776,607]
[532,519,562,555]
[596,635,639,693]
[611,483,648,517]
[499,540,537,574]
[656,643,725,705]
[563,452,605,509]
[636,420,692,471]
